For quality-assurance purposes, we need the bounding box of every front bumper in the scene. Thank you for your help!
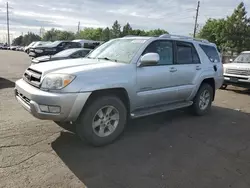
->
[223,75,250,88]
[14,79,91,121]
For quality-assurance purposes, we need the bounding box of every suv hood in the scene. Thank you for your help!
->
[29,58,124,75]
[224,62,250,69]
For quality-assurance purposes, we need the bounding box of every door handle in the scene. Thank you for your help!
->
[170,67,177,72]
[196,66,201,70]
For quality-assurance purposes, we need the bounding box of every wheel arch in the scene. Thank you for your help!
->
[79,88,131,118]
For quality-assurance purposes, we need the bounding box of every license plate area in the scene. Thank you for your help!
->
[230,77,238,82]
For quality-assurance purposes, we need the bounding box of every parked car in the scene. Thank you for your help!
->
[10,46,18,50]
[24,41,51,54]
[24,42,38,53]
[222,51,250,89]
[31,48,92,65]
[29,41,81,58]
[14,34,223,146]
[72,39,103,49]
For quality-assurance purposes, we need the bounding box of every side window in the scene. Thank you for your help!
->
[64,42,73,49]
[199,44,220,63]
[176,42,200,64]
[71,51,81,58]
[80,50,90,57]
[143,40,173,65]
[58,42,65,48]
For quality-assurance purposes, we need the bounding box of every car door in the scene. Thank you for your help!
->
[170,41,202,101]
[136,40,178,109]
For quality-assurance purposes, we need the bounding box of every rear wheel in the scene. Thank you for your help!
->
[192,83,213,116]
[76,95,127,146]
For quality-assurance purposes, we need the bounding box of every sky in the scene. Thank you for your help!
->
[0,0,249,42]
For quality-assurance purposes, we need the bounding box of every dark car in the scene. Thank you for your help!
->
[31,48,92,64]
[29,41,81,58]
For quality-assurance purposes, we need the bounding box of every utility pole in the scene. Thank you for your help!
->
[77,21,80,34]
[6,2,10,46]
[193,1,200,38]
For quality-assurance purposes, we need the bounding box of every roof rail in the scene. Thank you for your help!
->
[123,35,138,37]
[159,34,209,43]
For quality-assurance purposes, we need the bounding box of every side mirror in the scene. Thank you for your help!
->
[139,53,159,67]
[229,58,233,63]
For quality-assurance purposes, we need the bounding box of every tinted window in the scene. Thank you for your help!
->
[71,51,81,58]
[80,50,90,57]
[71,42,81,48]
[143,40,173,65]
[176,42,200,64]
[199,44,220,63]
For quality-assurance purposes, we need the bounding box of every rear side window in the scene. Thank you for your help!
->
[176,41,200,64]
[71,42,81,48]
[199,44,220,63]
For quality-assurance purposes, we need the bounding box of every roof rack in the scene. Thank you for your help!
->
[123,35,138,37]
[159,34,209,43]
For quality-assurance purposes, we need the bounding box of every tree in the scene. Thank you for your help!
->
[122,23,133,36]
[12,35,23,45]
[101,27,111,41]
[78,28,103,40]
[42,28,60,41]
[57,31,75,40]
[111,20,121,38]
[198,2,250,52]
[13,32,41,46]
[225,2,250,53]
[198,19,227,50]
[146,29,168,36]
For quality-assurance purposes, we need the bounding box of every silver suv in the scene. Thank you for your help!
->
[15,34,223,146]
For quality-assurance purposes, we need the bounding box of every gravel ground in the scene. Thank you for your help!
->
[1,50,250,188]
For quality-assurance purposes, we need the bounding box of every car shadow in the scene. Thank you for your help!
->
[51,106,250,188]
[226,86,250,95]
[0,77,15,89]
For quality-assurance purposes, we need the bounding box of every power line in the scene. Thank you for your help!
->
[193,1,200,38]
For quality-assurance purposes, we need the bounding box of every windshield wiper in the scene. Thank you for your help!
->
[97,57,117,62]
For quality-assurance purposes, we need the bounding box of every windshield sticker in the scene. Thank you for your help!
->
[131,40,146,43]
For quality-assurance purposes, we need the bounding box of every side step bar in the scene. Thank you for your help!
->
[130,101,193,119]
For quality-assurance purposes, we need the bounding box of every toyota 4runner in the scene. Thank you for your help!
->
[14,34,224,146]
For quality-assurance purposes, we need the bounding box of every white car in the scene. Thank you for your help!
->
[222,51,250,89]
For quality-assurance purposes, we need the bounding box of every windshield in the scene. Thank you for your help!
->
[53,49,79,57]
[44,41,61,47]
[234,53,250,63]
[88,38,146,63]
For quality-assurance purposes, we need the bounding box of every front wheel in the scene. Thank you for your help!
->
[191,83,213,116]
[76,95,127,146]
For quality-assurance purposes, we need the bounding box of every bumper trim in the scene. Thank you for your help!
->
[15,79,91,121]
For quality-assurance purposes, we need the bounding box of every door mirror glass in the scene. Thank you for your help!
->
[139,53,159,66]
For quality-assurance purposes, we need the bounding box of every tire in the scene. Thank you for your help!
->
[191,83,213,116]
[54,121,76,133]
[76,95,127,146]
[220,84,227,90]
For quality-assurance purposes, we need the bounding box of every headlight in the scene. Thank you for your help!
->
[41,74,76,90]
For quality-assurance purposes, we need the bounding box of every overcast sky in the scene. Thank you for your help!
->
[0,0,249,42]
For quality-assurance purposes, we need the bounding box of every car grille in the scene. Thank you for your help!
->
[23,68,42,87]
[226,68,250,76]
[16,90,30,106]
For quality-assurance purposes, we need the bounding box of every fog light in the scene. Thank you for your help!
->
[48,106,61,113]
[39,105,49,112]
